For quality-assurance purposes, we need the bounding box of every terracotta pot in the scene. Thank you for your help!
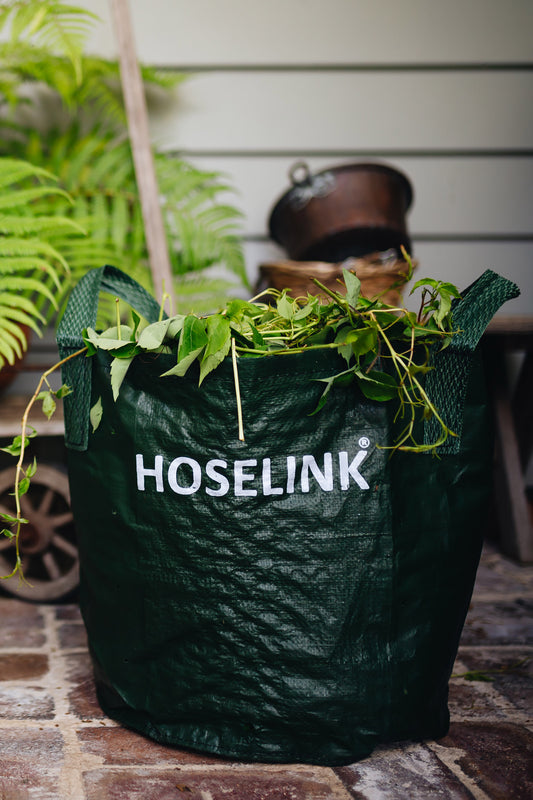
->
[257,251,417,307]
[268,161,413,262]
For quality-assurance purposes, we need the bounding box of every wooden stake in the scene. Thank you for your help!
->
[110,0,175,310]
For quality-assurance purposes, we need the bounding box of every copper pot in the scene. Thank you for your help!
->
[268,161,413,262]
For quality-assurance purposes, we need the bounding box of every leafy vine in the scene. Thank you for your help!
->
[1,258,461,583]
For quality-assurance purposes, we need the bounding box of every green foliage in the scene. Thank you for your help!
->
[0,343,84,583]
[411,277,461,329]
[0,157,84,367]
[0,0,247,372]
[1,266,461,583]
[84,265,461,453]
[5,126,247,320]
[0,0,98,95]
[0,0,178,115]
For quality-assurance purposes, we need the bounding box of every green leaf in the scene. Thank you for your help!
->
[276,294,294,320]
[137,318,172,350]
[41,392,56,420]
[310,370,355,415]
[293,302,313,321]
[0,511,22,524]
[107,341,140,358]
[83,327,134,351]
[26,457,37,478]
[90,396,103,433]
[178,316,208,361]
[305,325,334,345]
[249,322,266,349]
[17,477,30,496]
[309,377,334,416]
[199,315,231,385]
[110,356,134,401]
[407,361,432,376]
[161,346,204,377]
[131,310,141,338]
[355,369,398,401]
[350,328,378,357]
[434,290,452,327]
[91,336,128,351]
[102,325,134,342]
[225,298,260,320]
[166,315,186,340]
[1,529,14,540]
[204,315,231,356]
[0,429,36,457]
[343,268,361,308]
[82,328,97,356]
[55,384,72,399]
[410,277,441,293]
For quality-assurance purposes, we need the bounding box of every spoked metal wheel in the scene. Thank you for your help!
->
[0,465,79,602]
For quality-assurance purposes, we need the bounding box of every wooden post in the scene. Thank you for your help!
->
[110,0,175,310]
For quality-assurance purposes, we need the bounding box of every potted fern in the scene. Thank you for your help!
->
[0,158,84,383]
[0,0,247,379]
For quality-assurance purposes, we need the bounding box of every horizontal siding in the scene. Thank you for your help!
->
[82,0,533,65]
[149,71,533,152]
[188,156,533,238]
[76,0,532,316]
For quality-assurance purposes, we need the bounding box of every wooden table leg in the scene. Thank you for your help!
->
[488,347,533,563]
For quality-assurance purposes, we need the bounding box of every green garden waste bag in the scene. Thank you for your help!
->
[57,265,518,766]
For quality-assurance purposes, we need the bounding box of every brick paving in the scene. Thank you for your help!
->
[0,542,532,800]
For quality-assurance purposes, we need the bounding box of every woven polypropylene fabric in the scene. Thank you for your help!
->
[57,266,519,765]
[58,265,162,450]
[424,269,519,452]
[68,348,393,765]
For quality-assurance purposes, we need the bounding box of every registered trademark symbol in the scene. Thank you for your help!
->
[359,436,370,449]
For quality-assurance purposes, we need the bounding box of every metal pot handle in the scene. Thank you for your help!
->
[287,162,336,210]
[289,161,313,187]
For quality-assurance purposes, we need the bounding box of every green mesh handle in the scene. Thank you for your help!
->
[57,266,519,453]
[57,265,163,451]
[424,269,519,453]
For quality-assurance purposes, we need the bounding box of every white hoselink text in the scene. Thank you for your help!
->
[135,448,370,497]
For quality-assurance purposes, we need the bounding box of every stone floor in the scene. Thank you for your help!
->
[0,541,532,800]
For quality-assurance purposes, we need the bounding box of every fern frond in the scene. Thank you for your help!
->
[0,335,18,367]
[0,154,78,358]
[0,157,58,187]
[0,307,36,367]
[0,322,27,361]
[173,271,245,315]
[0,304,41,334]
[60,133,107,188]
[141,65,185,92]
[0,257,65,291]
[110,193,130,251]
[0,275,59,306]
[0,292,46,321]
[80,136,132,189]
[0,236,70,271]
[0,215,84,237]
[0,314,29,347]
[0,185,72,210]
[1,0,99,85]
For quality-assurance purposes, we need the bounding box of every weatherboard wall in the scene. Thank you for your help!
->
[80,0,533,314]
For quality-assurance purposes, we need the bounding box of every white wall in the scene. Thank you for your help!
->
[81,0,533,315]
